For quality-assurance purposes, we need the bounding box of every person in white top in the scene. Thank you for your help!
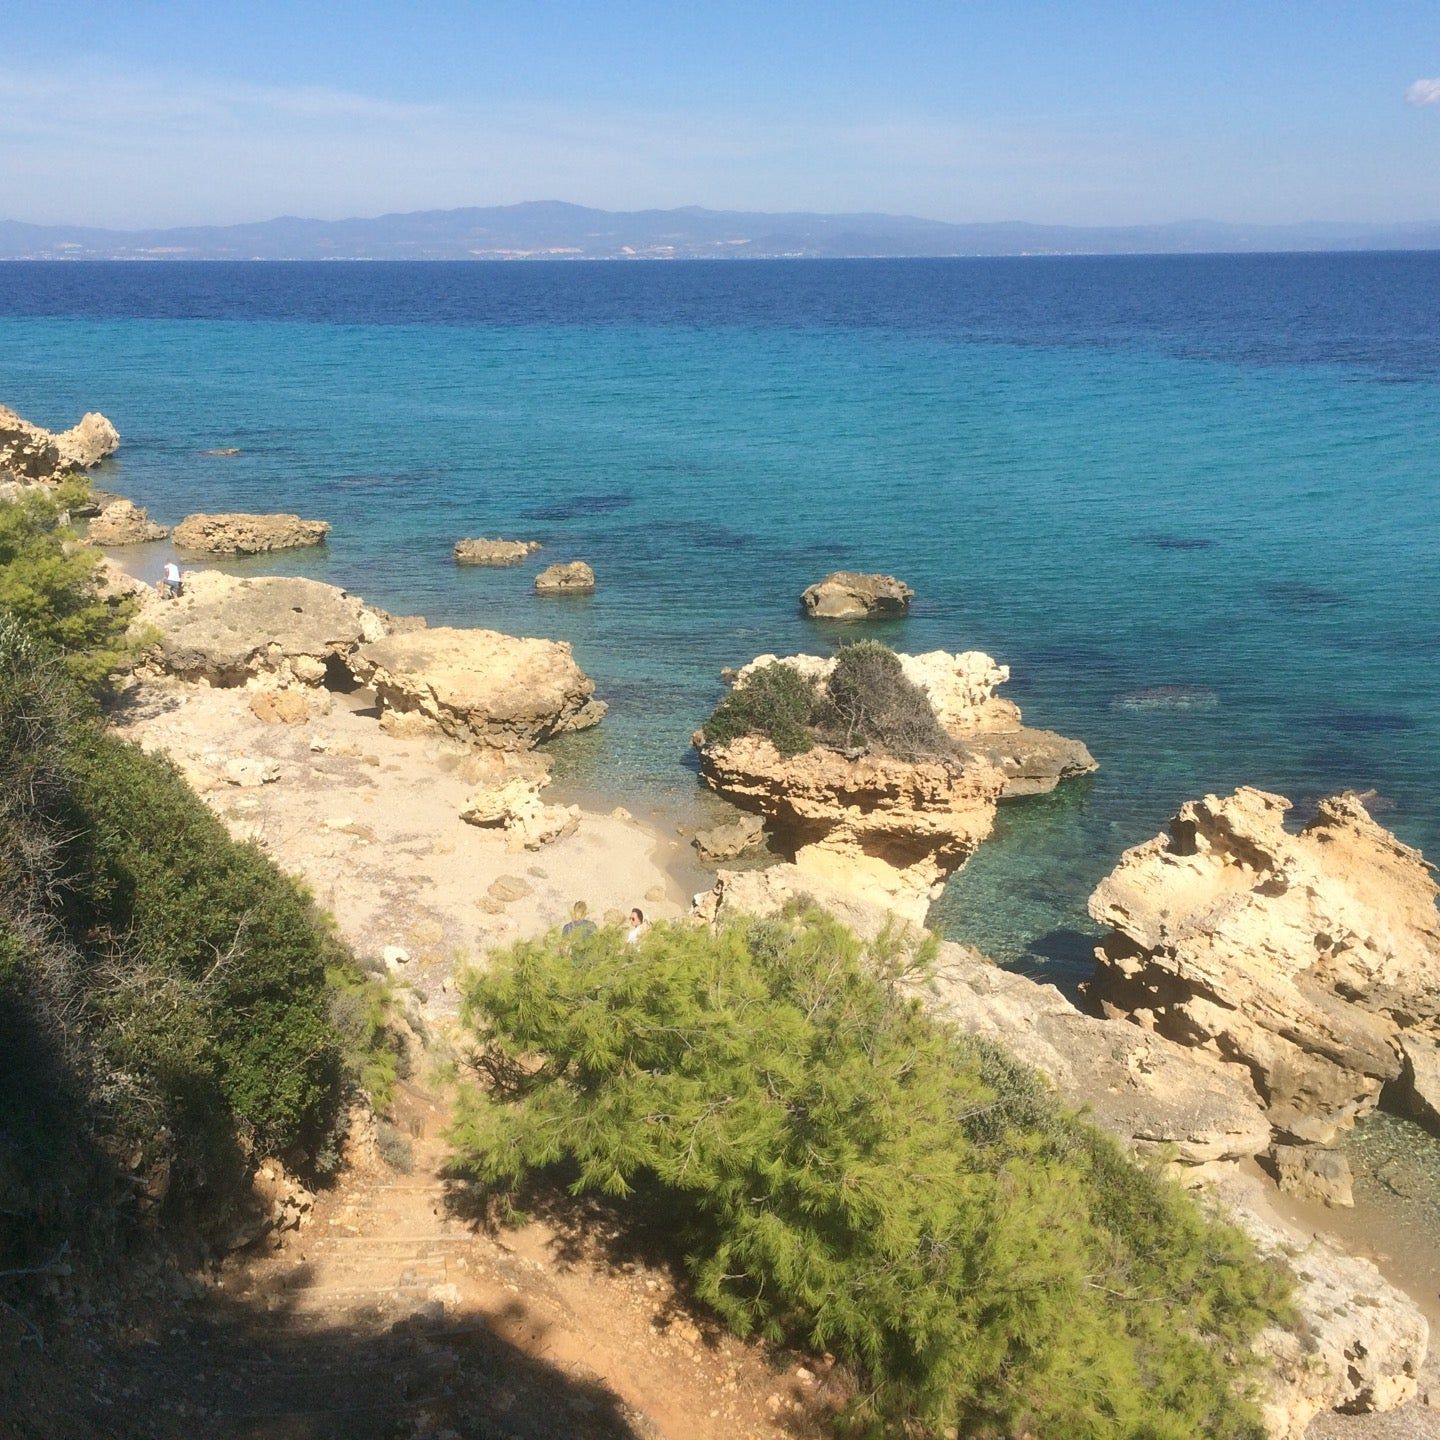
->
[625,908,646,946]
[159,561,182,599]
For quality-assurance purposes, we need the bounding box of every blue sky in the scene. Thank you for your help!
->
[3,1,1438,227]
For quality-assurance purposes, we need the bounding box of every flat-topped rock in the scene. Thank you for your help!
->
[1,404,120,481]
[349,625,605,750]
[172,512,331,555]
[454,537,542,566]
[534,560,595,594]
[801,570,914,620]
[958,726,1098,796]
[1089,786,1440,1144]
[87,498,168,545]
[139,571,385,686]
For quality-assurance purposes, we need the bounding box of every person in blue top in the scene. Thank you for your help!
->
[561,900,597,939]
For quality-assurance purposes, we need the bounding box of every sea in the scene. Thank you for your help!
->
[1,255,1438,987]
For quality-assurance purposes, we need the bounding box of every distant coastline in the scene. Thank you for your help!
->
[4,199,1440,261]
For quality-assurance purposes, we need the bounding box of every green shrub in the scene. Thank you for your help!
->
[450,908,1290,1440]
[702,644,956,763]
[702,662,818,756]
[0,486,136,691]
[0,618,395,1262]
[814,639,956,759]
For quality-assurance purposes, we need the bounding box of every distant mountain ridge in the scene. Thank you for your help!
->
[3,201,1439,260]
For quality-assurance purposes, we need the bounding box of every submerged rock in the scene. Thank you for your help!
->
[1110,684,1219,711]
[1089,786,1440,1145]
[172,512,331,554]
[350,625,605,750]
[86,498,168,545]
[454,537,542,565]
[800,570,914,620]
[534,559,595,594]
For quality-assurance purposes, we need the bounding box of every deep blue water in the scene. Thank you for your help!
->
[2,256,1437,977]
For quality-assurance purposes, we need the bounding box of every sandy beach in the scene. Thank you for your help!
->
[112,673,709,1027]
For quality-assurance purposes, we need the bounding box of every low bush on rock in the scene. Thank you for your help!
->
[702,660,818,756]
[812,639,955,759]
[702,641,957,762]
[450,906,1292,1440]
[0,618,393,1266]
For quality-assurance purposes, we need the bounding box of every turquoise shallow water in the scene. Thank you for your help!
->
[2,258,1437,980]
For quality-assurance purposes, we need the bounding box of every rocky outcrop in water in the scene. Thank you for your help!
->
[350,625,605,750]
[87,498,168,545]
[696,737,1004,922]
[1089,787,1440,1145]
[0,404,120,481]
[172,512,331,554]
[534,560,595,594]
[454,537,542,565]
[700,649,1094,918]
[139,571,389,687]
[800,570,914,620]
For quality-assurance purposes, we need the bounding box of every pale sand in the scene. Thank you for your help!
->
[110,678,709,1023]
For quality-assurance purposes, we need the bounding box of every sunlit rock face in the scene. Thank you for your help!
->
[1090,786,1440,1144]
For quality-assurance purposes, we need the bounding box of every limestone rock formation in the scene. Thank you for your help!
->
[734,649,1095,797]
[1089,787,1440,1144]
[172,512,331,554]
[958,726,1099,797]
[1268,1144,1353,1207]
[534,560,595,594]
[800,570,914,620]
[54,412,121,470]
[95,556,150,605]
[139,571,385,686]
[695,737,1004,922]
[454,537,541,565]
[458,751,580,850]
[350,625,605,750]
[1239,1195,1428,1436]
[1,404,120,481]
[86,498,168,545]
[693,812,765,862]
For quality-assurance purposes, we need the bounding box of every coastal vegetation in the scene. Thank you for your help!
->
[0,480,138,688]
[450,905,1293,1439]
[702,640,956,761]
[0,552,395,1268]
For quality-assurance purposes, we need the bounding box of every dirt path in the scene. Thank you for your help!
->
[91,1082,828,1440]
